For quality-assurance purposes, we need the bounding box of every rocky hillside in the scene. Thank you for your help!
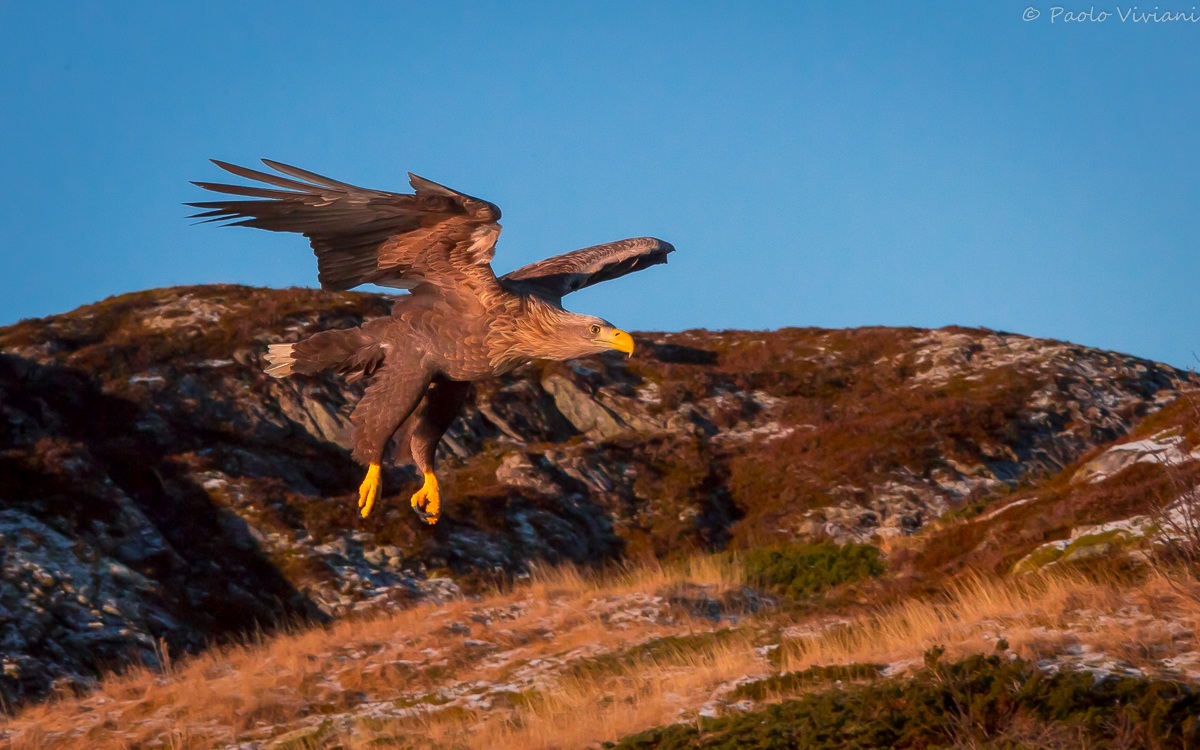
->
[0,283,1195,709]
[10,548,1200,749]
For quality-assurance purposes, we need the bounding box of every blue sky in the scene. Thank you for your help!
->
[1,2,1197,367]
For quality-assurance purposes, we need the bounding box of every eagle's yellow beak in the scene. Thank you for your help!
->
[600,328,635,357]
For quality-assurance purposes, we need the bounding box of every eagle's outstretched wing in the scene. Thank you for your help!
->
[499,237,674,304]
[188,160,502,293]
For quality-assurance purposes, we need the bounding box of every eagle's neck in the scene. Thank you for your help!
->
[486,296,589,371]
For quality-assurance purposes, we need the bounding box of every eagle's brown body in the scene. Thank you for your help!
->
[190,160,672,523]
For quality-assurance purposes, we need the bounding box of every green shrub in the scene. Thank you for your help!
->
[741,542,883,600]
[731,663,882,702]
[606,650,1200,749]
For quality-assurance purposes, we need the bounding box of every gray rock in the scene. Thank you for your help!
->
[495,453,561,496]
[541,374,627,439]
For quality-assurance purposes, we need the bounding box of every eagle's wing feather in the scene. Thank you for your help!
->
[188,160,503,293]
[500,237,674,303]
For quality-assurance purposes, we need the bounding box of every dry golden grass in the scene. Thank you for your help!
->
[525,551,745,596]
[814,572,1079,665]
[780,569,1196,676]
[0,555,748,750]
[8,555,1200,750]
[337,567,1200,749]
[397,634,764,750]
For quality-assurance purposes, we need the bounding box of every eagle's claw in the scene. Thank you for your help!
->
[358,462,382,519]
[410,472,441,525]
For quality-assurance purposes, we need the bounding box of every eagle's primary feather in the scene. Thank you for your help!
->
[190,159,673,524]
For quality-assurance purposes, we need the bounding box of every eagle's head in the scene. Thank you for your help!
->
[571,315,635,359]
[514,304,634,363]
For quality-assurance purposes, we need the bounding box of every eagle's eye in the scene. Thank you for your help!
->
[589,324,601,335]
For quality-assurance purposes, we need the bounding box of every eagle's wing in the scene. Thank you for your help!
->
[499,237,674,304]
[188,160,503,293]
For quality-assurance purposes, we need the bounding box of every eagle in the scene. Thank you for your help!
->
[188,160,673,524]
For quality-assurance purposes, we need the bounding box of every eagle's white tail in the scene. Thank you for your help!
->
[264,343,296,378]
[263,330,386,381]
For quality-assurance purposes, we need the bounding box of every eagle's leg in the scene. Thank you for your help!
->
[351,367,433,519]
[403,378,471,525]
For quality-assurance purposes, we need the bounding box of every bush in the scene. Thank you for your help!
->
[606,651,1200,749]
[731,663,882,702]
[741,542,883,600]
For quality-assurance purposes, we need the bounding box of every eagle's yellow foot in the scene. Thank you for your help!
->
[410,472,441,525]
[358,463,382,519]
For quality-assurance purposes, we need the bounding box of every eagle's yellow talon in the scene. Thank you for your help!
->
[358,463,382,518]
[410,472,441,525]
